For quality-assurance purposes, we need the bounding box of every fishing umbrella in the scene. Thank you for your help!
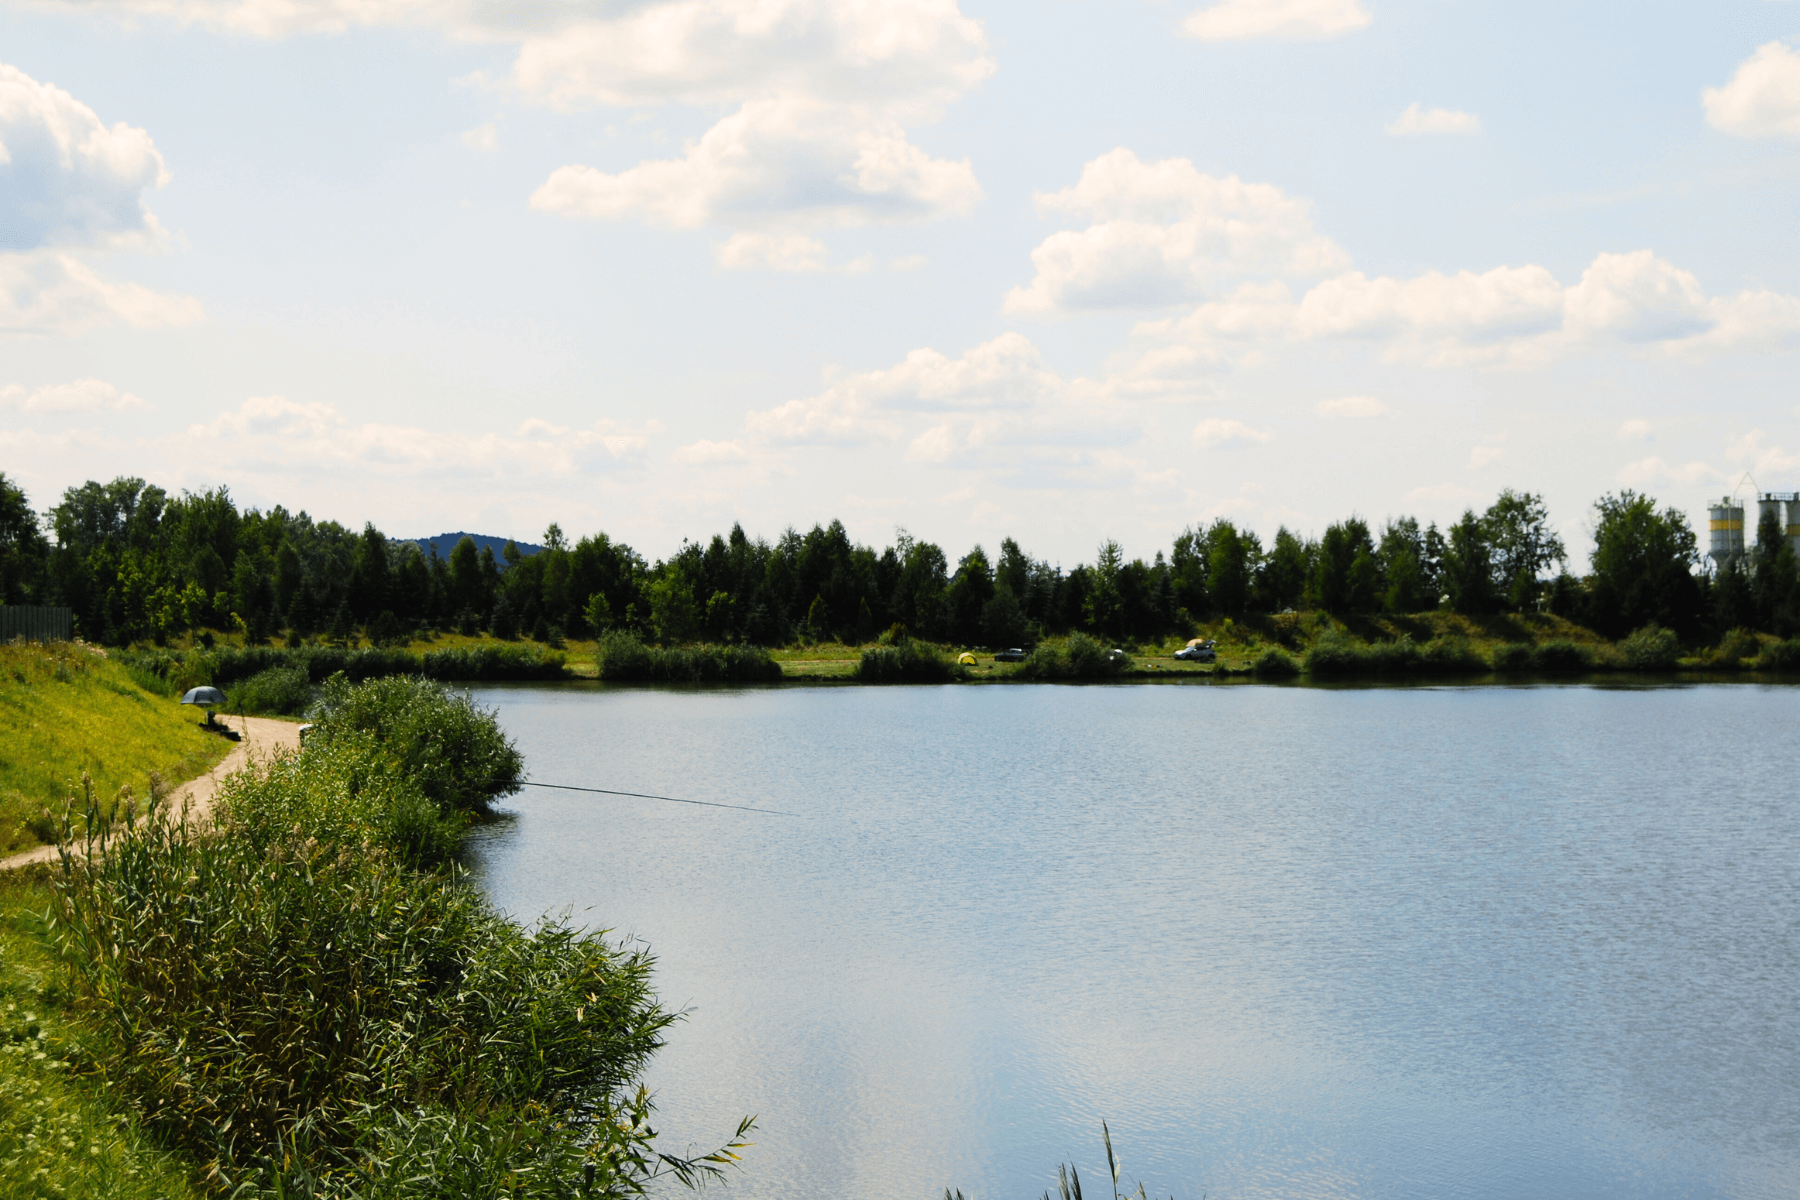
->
[180,686,227,724]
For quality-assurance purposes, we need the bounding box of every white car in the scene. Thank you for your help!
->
[1174,641,1216,663]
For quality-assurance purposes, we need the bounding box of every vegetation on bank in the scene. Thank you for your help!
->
[594,633,782,683]
[9,469,1800,666]
[0,643,230,855]
[12,675,751,1198]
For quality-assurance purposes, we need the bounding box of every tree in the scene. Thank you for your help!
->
[1206,521,1254,616]
[1084,540,1125,635]
[1752,503,1800,635]
[1377,518,1426,613]
[1482,489,1565,610]
[1314,519,1374,612]
[1442,511,1498,614]
[1587,490,1703,640]
[1260,527,1309,612]
[0,472,47,604]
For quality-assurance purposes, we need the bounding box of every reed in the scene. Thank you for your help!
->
[595,633,783,682]
[854,640,965,683]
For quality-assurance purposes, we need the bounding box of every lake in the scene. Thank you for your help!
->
[466,681,1800,1200]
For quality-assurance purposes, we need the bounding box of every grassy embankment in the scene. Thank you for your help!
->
[0,643,233,855]
[0,666,750,1198]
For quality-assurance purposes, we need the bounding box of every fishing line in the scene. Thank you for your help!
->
[509,779,796,817]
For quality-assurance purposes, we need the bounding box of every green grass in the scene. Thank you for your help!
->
[0,644,231,855]
[0,869,204,1200]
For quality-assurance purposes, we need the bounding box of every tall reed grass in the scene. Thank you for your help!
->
[594,633,783,682]
[43,674,753,1198]
[1303,631,1488,677]
[854,640,965,683]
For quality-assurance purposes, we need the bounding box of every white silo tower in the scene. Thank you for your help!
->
[1758,495,1787,552]
[1708,496,1745,571]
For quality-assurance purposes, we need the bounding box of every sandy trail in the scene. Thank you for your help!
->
[0,715,303,871]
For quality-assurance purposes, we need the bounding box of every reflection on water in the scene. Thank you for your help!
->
[465,683,1800,1200]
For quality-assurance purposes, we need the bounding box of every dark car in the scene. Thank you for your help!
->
[994,648,1027,662]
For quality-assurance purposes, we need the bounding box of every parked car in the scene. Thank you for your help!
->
[994,648,1026,662]
[1174,640,1216,663]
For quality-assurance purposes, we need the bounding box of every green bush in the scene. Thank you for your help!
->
[1618,623,1681,670]
[1709,628,1761,668]
[229,665,313,716]
[855,640,964,683]
[45,675,752,1198]
[304,673,524,817]
[1757,638,1800,671]
[1252,647,1300,678]
[1491,643,1535,672]
[1306,632,1488,677]
[1534,640,1596,672]
[1016,633,1131,680]
[115,643,569,692]
[595,633,783,682]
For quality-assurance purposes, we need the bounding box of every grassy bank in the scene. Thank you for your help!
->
[0,643,231,855]
[2,672,750,1198]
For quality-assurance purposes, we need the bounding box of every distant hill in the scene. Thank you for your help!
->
[404,532,543,561]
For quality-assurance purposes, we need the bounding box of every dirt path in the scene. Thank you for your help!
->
[0,715,304,871]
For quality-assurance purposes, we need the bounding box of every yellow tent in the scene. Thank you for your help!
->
[958,652,977,664]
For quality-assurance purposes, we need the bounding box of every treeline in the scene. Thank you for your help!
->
[3,471,1796,649]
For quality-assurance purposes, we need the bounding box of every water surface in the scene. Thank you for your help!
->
[466,682,1800,1200]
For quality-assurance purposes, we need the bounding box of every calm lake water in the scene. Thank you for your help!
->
[465,682,1800,1200]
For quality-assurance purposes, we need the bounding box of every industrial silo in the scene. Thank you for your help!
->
[1759,496,1786,551]
[1709,497,1745,570]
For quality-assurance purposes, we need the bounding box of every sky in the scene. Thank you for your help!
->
[2,0,1798,567]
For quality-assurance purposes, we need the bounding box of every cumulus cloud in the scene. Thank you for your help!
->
[1004,149,1346,313]
[0,64,197,339]
[1617,419,1650,441]
[0,64,169,252]
[1385,103,1481,137]
[1192,417,1271,448]
[461,121,498,151]
[1704,41,1800,140]
[1468,445,1503,468]
[0,252,203,338]
[1148,250,1800,365]
[1316,394,1386,417]
[179,396,658,477]
[0,378,147,411]
[715,231,829,271]
[24,0,995,110]
[1183,0,1370,41]
[698,333,1145,478]
[531,95,980,233]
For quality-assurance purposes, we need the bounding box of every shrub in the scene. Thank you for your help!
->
[1306,632,1488,677]
[1419,635,1487,673]
[595,633,783,683]
[304,673,524,816]
[1757,638,1800,671]
[1492,643,1535,672]
[855,640,963,683]
[229,665,313,716]
[115,644,569,691]
[1252,647,1300,678]
[1710,628,1760,668]
[1534,640,1596,672]
[1618,623,1681,670]
[1016,634,1131,680]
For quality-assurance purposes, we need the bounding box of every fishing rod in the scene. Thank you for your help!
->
[507,779,797,818]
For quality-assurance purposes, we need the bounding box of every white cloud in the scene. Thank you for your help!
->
[179,396,658,476]
[461,121,498,151]
[1004,149,1346,313]
[0,252,204,338]
[728,333,1145,477]
[0,63,169,252]
[531,95,980,235]
[1385,103,1482,137]
[1617,419,1651,441]
[29,0,995,112]
[1316,394,1386,417]
[1151,250,1800,366]
[0,378,147,411]
[716,231,829,271]
[1192,417,1271,448]
[1704,42,1800,140]
[1183,0,1370,41]
[1616,456,1723,487]
[1468,445,1502,468]
[670,438,753,464]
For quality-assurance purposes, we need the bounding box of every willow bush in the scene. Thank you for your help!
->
[1015,634,1129,680]
[594,633,782,682]
[44,675,753,1198]
[1304,632,1488,677]
[854,640,965,683]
